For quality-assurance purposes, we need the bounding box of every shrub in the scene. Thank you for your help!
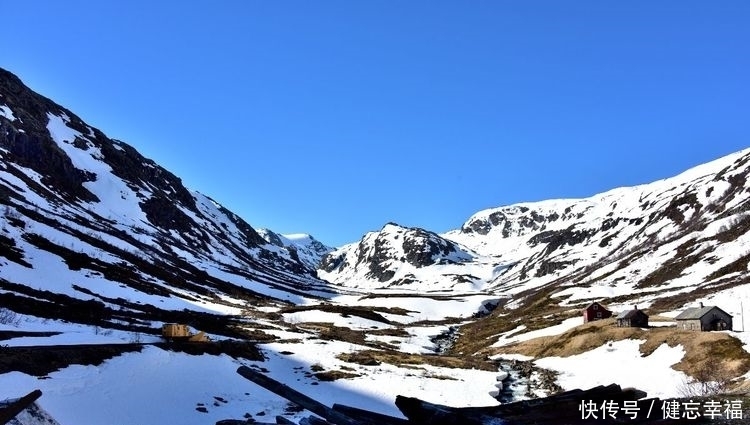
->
[677,361,732,397]
[0,307,21,326]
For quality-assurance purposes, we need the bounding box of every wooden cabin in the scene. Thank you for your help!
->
[582,302,612,323]
[616,306,649,328]
[675,303,732,331]
[161,323,209,342]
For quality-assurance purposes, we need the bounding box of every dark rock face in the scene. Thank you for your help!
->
[365,235,397,282]
[258,229,332,271]
[0,70,99,203]
[0,125,98,203]
[528,227,595,253]
[401,227,463,268]
[534,260,577,278]
[140,196,197,237]
[306,238,332,259]
[319,251,347,273]
[462,217,492,235]
[260,229,286,247]
[101,138,201,225]
[461,206,565,238]
[0,68,215,238]
[320,223,472,284]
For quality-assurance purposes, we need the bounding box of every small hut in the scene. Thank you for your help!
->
[582,302,612,323]
[616,306,649,328]
[675,303,732,331]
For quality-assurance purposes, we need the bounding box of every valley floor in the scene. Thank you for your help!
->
[0,292,504,425]
[3,287,750,425]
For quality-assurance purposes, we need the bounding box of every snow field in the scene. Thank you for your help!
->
[534,340,688,399]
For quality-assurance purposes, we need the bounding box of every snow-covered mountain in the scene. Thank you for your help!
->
[0,66,335,327]
[322,147,750,314]
[318,223,490,291]
[257,228,332,271]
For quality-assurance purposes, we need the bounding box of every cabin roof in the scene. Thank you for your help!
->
[583,301,609,311]
[616,309,648,320]
[674,306,731,320]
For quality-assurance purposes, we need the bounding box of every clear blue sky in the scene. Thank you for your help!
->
[2,2,748,247]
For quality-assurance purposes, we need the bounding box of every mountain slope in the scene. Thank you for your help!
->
[0,67,335,333]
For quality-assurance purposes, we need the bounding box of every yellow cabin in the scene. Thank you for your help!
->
[161,323,209,342]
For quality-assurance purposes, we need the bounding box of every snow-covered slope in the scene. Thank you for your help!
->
[0,67,336,326]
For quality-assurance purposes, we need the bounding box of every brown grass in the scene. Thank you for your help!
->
[337,349,496,371]
[450,305,581,355]
[313,369,361,381]
[451,285,577,356]
[293,322,402,350]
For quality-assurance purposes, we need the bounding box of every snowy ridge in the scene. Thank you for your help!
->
[319,223,488,291]
[257,228,333,271]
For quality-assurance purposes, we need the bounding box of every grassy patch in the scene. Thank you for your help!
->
[337,349,496,371]
[0,343,144,376]
[451,285,575,356]
[280,304,407,324]
[313,369,361,381]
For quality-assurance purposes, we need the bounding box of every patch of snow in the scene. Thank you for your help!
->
[492,317,581,346]
[489,353,534,362]
[0,104,15,121]
[535,340,688,399]
[282,310,393,330]
[46,113,149,226]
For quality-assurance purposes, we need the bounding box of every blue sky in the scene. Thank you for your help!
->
[2,2,749,247]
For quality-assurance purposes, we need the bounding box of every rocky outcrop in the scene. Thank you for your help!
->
[461,205,567,237]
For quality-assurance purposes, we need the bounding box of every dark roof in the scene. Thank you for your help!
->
[616,309,648,320]
[674,306,732,320]
[583,302,610,311]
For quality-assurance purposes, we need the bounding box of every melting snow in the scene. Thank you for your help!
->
[1,104,15,120]
[535,340,688,399]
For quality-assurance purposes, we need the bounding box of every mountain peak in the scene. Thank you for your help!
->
[319,221,476,289]
[257,228,332,270]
